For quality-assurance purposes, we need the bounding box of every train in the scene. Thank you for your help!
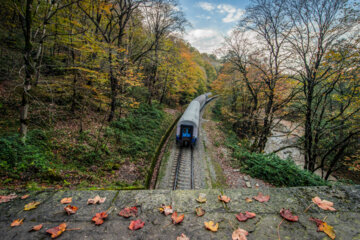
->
[176,92,212,146]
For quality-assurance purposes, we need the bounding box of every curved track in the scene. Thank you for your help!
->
[171,146,194,190]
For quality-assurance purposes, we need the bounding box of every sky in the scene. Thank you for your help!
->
[178,0,251,55]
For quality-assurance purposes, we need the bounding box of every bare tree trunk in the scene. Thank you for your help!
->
[108,48,117,122]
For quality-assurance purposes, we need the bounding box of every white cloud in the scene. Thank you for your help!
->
[217,4,244,23]
[184,29,224,54]
[198,2,215,11]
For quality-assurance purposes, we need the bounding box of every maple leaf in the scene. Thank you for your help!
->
[312,197,336,211]
[204,221,219,232]
[11,218,24,227]
[195,207,205,217]
[60,197,72,204]
[87,195,106,205]
[218,195,230,203]
[196,193,207,203]
[119,206,138,218]
[0,194,17,203]
[280,209,298,222]
[21,194,30,200]
[64,205,78,215]
[30,224,43,231]
[46,223,67,238]
[232,228,249,240]
[309,217,336,240]
[235,211,256,222]
[253,192,270,202]
[128,219,145,230]
[177,233,190,240]
[24,201,40,210]
[92,212,108,225]
[245,197,252,203]
[159,204,173,216]
[171,211,185,224]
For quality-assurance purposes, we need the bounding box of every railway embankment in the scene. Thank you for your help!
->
[1,185,359,239]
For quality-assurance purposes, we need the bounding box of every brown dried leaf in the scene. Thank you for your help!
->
[280,209,298,222]
[21,194,30,200]
[195,207,205,217]
[253,192,270,202]
[46,223,67,238]
[92,212,108,225]
[204,221,219,232]
[171,211,185,224]
[87,195,106,205]
[159,204,173,216]
[24,201,40,210]
[30,224,43,231]
[11,218,24,227]
[119,206,138,218]
[64,205,78,215]
[60,197,72,204]
[128,219,145,230]
[196,193,207,203]
[245,197,253,203]
[218,195,230,203]
[0,194,17,203]
[232,228,249,240]
[177,233,190,240]
[312,197,336,211]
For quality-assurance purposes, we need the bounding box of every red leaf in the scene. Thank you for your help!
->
[64,205,78,215]
[309,217,324,227]
[46,223,67,238]
[128,219,145,230]
[119,206,138,218]
[235,211,256,222]
[253,192,270,202]
[280,209,298,222]
[30,224,43,231]
[0,194,17,203]
[92,212,108,225]
[171,211,185,224]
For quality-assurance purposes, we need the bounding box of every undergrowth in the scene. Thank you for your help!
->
[212,101,328,187]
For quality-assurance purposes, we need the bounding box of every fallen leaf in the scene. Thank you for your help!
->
[218,195,230,203]
[24,201,40,210]
[245,197,253,203]
[119,206,138,218]
[177,233,190,240]
[92,212,108,225]
[171,211,185,224]
[159,204,173,216]
[21,194,30,200]
[30,224,43,231]
[319,222,336,240]
[204,221,219,232]
[11,218,24,227]
[232,228,249,240]
[309,217,336,240]
[196,193,207,203]
[46,223,67,238]
[87,195,106,205]
[235,211,256,222]
[128,219,145,230]
[312,197,336,211]
[253,192,270,202]
[195,207,205,217]
[60,197,72,204]
[0,194,17,203]
[280,209,298,222]
[64,205,78,215]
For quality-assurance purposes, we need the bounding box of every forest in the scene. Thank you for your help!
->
[0,0,218,189]
[0,0,359,190]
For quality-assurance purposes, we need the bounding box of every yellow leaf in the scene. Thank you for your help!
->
[319,222,336,240]
[204,221,219,232]
[60,197,72,204]
[196,193,207,203]
[24,201,40,211]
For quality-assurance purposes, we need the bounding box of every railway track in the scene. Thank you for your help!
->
[171,146,194,190]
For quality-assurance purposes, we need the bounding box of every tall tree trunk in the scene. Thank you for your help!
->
[304,80,314,171]
[20,0,34,139]
[108,48,117,122]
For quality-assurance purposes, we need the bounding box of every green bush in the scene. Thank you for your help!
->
[0,130,53,178]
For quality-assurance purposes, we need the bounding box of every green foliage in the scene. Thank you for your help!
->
[0,130,53,178]
[109,104,166,158]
